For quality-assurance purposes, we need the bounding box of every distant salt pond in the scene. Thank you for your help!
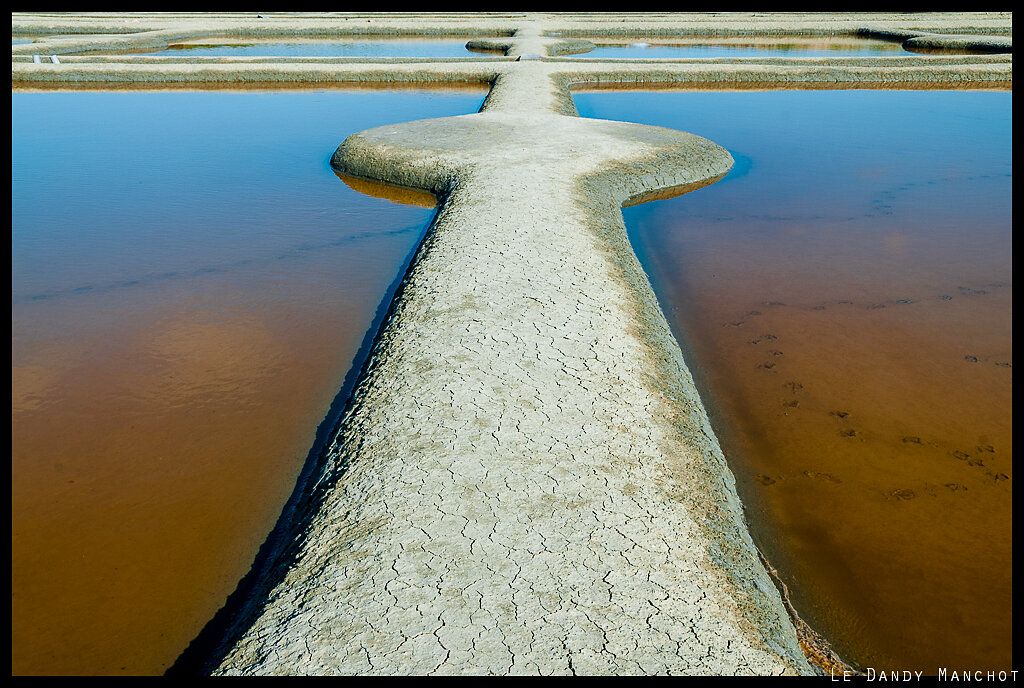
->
[11,86,486,676]
[126,37,502,57]
[575,89,1012,674]
[580,36,910,58]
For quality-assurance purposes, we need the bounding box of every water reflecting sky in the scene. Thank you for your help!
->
[12,87,486,676]
[581,37,909,59]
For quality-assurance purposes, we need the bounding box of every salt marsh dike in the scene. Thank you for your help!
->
[13,12,1012,676]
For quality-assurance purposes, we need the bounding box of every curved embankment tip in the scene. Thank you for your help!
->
[330,109,734,205]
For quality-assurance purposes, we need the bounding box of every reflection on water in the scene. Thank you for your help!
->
[127,37,497,58]
[582,37,909,59]
[575,90,1011,673]
[11,87,486,676]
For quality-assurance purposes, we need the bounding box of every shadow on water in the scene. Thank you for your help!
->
[168,177,442,676]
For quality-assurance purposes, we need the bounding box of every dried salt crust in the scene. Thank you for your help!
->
[12,12,1011,677]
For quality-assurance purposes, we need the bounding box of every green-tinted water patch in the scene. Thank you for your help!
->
[575,90,1011,673]
[11,87,486,676]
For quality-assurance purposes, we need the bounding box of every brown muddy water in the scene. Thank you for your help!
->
[575,90,1012,674]
[11,87,486,676]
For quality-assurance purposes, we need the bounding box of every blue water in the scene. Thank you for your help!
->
[578,90,1011,229]
[12,89,488,302]
[582,39,909,59]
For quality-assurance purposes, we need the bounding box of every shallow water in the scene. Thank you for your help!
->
[575,90,1012,673]
[581,37,909,59]
[11,87,486,676]
[130,37,496,58]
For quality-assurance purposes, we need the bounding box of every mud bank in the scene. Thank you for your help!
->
[11,12,1012,88]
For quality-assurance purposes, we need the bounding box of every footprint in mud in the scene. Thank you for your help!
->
[994,361,1012,368]
[761,333,778,341]
[902,436,923,445]
[952,450,986,468]
[782,399,799,408]
[977,445,995,454]
[940,295,953,301]
[964,355,980,363]
[867,303,887,310]
[784,381,804,393]
[991,472,1010,482]
[757,361,777,371]
[888,488,916,501]
[746,310,762,317]
[895,299,916,305]
[762,301,786,307]
[811,305,826,311]
[755,474,777,486]
[839,429,858,438]
[724,321,745,328]
[748,338,762,345]
[945,483,968,492]
[769,350,784,357]
[838,300,854,305]
[958,286,989,295]
[803,471,842,484]
[829,410,850,419]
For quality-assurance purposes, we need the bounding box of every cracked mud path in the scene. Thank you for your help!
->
[212,68,812,675]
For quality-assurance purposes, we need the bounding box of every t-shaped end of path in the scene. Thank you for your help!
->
[330,103,733,207]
